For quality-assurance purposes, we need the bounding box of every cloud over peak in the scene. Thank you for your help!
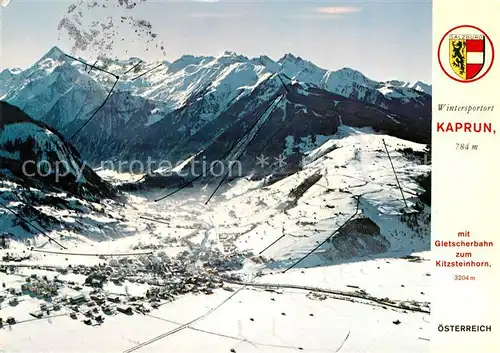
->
[314,6,362,15]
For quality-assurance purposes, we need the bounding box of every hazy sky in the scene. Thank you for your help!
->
[0,0,431,83]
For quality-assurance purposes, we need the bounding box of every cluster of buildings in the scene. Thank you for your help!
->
[1,243,248,328]
[21,274,62,298]
[66,289,157,325]
[29,300,62,319]
[1,252,31,262]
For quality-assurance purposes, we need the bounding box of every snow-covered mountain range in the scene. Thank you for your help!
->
[0,46,431,173]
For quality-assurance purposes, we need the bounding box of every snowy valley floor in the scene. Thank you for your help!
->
[1,129,431,352]
[1,251,431,353]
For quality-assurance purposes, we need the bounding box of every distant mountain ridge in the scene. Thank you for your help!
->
[0,46,431,175]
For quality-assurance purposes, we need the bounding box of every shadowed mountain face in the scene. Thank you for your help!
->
[0,47,431,178]
[135,76,430,182]
[0,101,116,200]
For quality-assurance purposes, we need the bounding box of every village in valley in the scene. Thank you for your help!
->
[0,243,244,328]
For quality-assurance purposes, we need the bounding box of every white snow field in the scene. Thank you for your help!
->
[0,127,431,352]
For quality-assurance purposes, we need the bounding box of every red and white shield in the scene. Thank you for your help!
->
[464,36,485,80]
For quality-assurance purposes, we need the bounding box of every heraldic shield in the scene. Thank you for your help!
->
[449,34,486,80]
